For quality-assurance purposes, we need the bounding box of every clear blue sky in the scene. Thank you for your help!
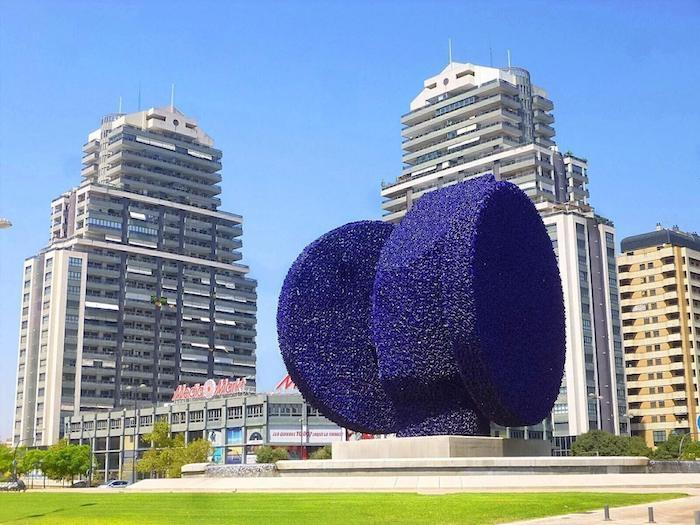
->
[1,1,698,439]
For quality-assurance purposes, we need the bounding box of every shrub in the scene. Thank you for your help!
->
[309,445,332,460]
[255,446,289,464]
[572,430,651,457]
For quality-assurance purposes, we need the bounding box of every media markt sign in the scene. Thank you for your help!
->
[171,378,247,401]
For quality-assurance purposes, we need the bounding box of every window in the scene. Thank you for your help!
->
[653,431,666,444]
[69,257,82,267]
[139,415,153,426]
[171,412,186,424]
[87,217,122,230]
[128,224,158,236]
[110,419,121,430]
[207,409,222,422]
[552,403,568,414]
[189,410,204,423]
[226,406,242,419]
[96,420,108,430]
[268,403,302,417]
[246,405,263,418]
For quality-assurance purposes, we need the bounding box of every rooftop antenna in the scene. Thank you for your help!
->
[507,49,512,69]
[137,84,142,111]
[489,45,493,67]
[448,38,453,68]
[118,96,122,114]
[170,83,175,111]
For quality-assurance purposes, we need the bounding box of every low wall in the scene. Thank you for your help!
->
[649,460,700,473]
[181,463,278,478]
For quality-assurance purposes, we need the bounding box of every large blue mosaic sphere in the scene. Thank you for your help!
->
[277,175,565,436]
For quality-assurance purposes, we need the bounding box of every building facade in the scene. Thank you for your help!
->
[382,61,627,453]
[65,387,343,482]
[14,107,257,447]
[618,226,700,447]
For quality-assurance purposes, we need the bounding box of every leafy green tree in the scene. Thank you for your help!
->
[143,420,177,448]
[309,445,332,460]
[136,422,210,478]
[625,436,652,457]
[681,439,700,460]
[572,430,627,456]
[168,439,211,478]
[19,449,46,476]
[572,431,651,457]
[42,440,91,483]
[0,444,16,479]
[650,433,682,460]
[255,446,289,464]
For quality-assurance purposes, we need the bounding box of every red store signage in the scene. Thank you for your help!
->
[171,378,247,401]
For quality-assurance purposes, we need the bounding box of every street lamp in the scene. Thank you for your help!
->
[298,417,305,460]
[125,383,148,482]
[588,392,603,431]
[11,434,36,482]
[678,432,699,459]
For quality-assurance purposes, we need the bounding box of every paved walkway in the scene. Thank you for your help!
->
[505,489,700,524]
[129,473,700,492]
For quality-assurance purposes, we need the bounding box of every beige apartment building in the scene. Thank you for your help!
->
[618,226,700,447]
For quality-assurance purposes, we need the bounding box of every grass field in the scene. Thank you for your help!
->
[0,491,684,525]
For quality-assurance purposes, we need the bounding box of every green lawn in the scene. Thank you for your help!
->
[0,491,684,525]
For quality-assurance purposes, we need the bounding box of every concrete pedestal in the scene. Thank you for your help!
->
[332,435,552,460]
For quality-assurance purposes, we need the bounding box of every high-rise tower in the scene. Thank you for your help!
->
[14,107,257,446]
[382,62,627,453]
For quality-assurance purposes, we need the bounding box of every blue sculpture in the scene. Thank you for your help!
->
[277,175,565,436]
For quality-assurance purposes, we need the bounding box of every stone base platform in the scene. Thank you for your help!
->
[331,436,552,460]
[276,456,650,477]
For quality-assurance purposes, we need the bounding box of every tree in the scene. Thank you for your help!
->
[255,446,289,464]
[572,430,626,456]
[0,445,15,479]
[309,445,332,460]
[136,421,210,478]
[19,449,46,475]
[42,440,91,484]
[626,436,652,458]
[168,439,210,478]
[18,449,47,488]
[572,430,651,457]
[650,433,682,460]
[681,439,700,460]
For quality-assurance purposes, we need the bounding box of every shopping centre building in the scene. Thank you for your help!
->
[64,377,343,482]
